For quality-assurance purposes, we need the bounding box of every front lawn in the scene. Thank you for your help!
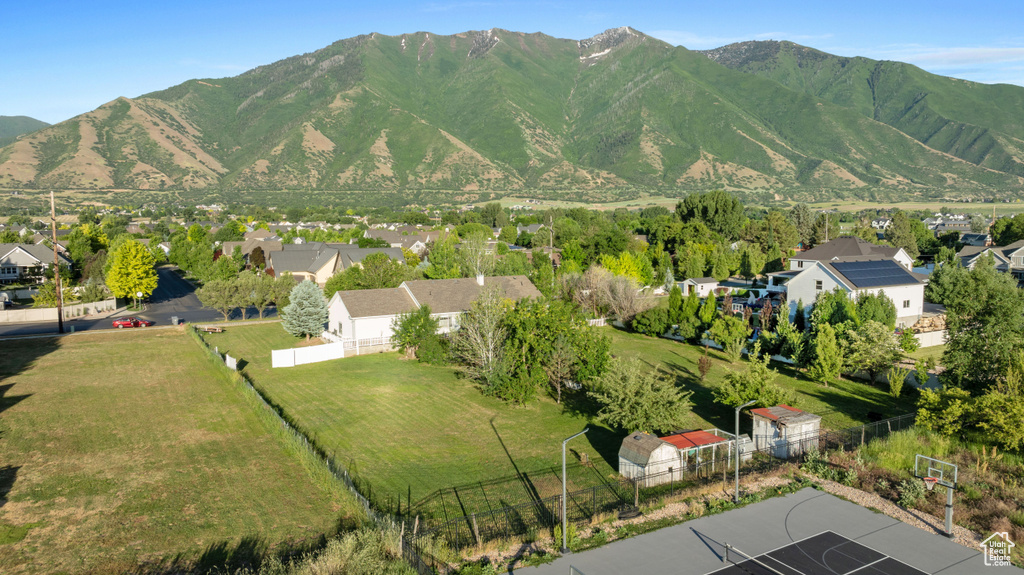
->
[204,323,916,524]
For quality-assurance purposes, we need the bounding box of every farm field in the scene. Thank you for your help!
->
[204,322,915,523]
[0,329,359,574]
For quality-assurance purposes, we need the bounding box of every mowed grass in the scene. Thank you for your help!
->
[0,329,359,574]
[205,323,915,523]
[204,324,619,520]
[603,328,918,432]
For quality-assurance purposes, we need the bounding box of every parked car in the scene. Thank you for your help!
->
[112,317,153,328]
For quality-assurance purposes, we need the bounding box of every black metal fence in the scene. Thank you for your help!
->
[403,413,916,573]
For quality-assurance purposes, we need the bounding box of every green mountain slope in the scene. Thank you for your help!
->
[701,41,1024,179]
[0,115,50,147]
[2,29,1023,198]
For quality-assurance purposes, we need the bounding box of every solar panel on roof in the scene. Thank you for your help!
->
[830,260,918,288]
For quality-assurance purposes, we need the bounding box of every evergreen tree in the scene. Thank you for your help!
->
[789,204,814,245]
[884,210,920,261]
[698,293,718,329]
[855,291,896,329]
[282,281,329,341]
[794,300,807,332]
[807,323,843,386]
[667,285,683,325]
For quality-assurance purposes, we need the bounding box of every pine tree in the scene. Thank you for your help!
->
[807,323,843,386]
[667,285,683,325]
[282,281,328,341]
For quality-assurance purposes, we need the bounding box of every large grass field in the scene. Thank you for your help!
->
[0,329,360,574]
[204,323,915,524]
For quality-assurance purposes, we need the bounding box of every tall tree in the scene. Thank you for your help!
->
[855,291,896,329]
[788,204,814,245]
[739,244,766,285]
[942,257,1024,392]
[809,213,840,248]
[807,324,843,386]
[884,210,920,261]
[105,239,158,307]
[197,279,239,321]
[676,190,745,240]
[712,342,793,408]
[282,281,328,341]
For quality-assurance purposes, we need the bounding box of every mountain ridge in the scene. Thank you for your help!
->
[2,29,1023,199]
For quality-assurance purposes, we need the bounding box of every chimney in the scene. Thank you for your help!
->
[476,273,485,286]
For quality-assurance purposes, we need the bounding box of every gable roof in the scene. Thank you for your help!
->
[244,228,279,240]
[402,275,542,314]
[796,237,901,263]
[827,260,922,289]
[332,287,417,318]
[0,243,73,267]
[684,277,718,285]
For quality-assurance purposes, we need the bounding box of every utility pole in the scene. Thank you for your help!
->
[50,191,64,334]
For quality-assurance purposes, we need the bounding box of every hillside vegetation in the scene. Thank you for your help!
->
[0,116,49,148]
[2,29,1023,199]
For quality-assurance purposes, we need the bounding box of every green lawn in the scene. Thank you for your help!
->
[907,344,945,363]
[0,330,359,574]
[204,323,915,524]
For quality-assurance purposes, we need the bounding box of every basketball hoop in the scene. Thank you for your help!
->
[923,477,939,491]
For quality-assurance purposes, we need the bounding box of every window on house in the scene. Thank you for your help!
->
[903,300,911,309]
[815,280,823,291]
[798,261,804,268]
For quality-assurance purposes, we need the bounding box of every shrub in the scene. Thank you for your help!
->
[631,306,669,337]
[897,479,926,508]
[698,351,712,382]
[887,365,911,398]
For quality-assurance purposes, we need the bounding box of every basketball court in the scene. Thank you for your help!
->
[516,487,1017,574]
[707,531,929,575]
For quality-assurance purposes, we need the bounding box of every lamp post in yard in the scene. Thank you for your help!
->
[735,400,756,503]
[561,427,589,553]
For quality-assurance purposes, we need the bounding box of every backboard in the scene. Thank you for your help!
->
[914,454,957,489]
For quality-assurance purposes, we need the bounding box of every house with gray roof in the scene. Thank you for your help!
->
[326,275,542,342]
[0,243,73,284]
[780,259,926,327]
[956,239,1024,284]
[266,242,405,286]
[790,236,913,271]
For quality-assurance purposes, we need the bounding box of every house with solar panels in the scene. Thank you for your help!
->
[782,259,926,326]
[766,237,926,327]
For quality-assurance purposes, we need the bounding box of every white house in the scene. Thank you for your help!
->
[326,275,542,342]
[956,239,1024,284]
[781,259,926,327]
[751,405,821,459]
[680,277,718,298]
[0,244,73,285]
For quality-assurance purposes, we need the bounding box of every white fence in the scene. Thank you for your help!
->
[587,317,607,327]
[272,341,347,368]
[914,330,947,348]
[0,298,117,323]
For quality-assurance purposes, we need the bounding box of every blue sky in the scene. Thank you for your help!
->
[4,0,1023,124]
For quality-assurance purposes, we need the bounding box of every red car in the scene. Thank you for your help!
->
[112,317,154,329]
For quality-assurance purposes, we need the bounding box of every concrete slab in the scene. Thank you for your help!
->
[514,487,1017,575]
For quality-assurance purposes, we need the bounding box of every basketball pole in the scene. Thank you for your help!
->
[944,483,953,537]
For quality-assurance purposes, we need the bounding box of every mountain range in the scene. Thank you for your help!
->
[2,28,1023,199]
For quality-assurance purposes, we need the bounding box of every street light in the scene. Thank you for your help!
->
[561,427,589,553]
[735,400,756,503]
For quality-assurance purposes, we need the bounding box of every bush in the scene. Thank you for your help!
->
[897,478,926,508]
[631,307,669,337]
[552,522,579,550]
[416,334,449,365]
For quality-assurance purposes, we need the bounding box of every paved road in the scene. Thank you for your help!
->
[0,266,274,337]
